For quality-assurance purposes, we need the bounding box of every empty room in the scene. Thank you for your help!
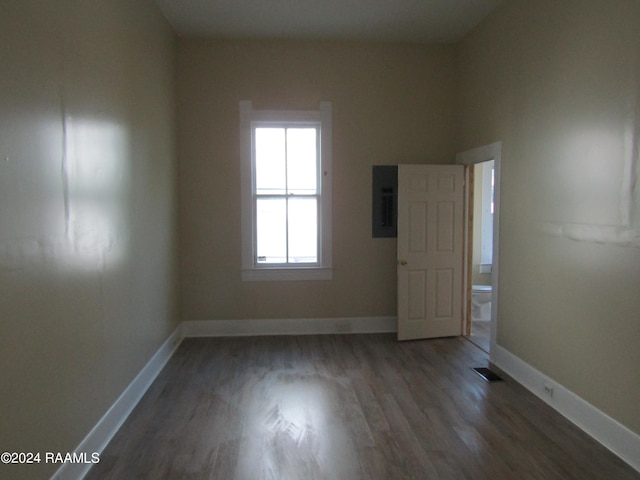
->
[1,0,639,479]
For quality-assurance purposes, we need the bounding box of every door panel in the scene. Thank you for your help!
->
[397,165,464,341]
[437,202,455,251]
[435,268,454,317]
[408,271,426,319]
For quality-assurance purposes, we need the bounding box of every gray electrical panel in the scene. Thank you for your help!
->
[372,165,398,238]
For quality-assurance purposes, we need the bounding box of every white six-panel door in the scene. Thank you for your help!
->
[397,165,464,341]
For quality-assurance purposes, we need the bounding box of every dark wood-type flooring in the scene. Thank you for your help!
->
[469,320,490,353]
[86,334,640,480]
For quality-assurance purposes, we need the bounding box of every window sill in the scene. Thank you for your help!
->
[241,267,333,282]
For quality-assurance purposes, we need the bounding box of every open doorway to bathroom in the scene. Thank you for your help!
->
[457,141,501,355]
[468,160,494,352]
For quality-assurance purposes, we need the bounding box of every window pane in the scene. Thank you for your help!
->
[288,197,318,263]
[255,128,286,195]
[256,198,286,263]
[287,128,317,194]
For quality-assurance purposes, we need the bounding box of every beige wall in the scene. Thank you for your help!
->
[0,1,178,479]
[457,0,640,434]
[5,2,638,477]
[178,39,455,321]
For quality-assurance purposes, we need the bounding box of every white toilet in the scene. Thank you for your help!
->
[472,285,492,321]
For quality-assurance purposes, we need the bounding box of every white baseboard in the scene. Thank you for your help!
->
[492,344,640,473]
[51,325,184,480]
[182,316,398,337]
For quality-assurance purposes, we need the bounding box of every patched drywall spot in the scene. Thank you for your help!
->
[539,73,640,249]
[538,222,640,248]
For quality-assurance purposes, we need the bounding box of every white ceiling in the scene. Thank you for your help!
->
[155,0,504,44]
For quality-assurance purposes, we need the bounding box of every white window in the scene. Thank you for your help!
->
[240,101,332,281]
[480,160,494,266]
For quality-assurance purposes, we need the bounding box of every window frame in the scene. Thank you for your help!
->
[240,101,333,281]
[479,160,494,266]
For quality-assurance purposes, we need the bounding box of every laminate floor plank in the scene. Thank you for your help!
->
[86,334,640,480]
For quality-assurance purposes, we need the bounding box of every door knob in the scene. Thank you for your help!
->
[398,260,408,266]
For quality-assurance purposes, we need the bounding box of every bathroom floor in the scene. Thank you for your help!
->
[469,320,490,352]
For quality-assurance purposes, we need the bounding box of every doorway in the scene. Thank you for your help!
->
[456,142,502,355]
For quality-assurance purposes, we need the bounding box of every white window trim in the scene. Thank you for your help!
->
[240,101,333,281]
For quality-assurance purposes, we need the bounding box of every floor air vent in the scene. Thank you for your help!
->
[473,367,503,382]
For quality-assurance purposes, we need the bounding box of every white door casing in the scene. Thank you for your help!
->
[456,141,502,357]
[397,165,465,341]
